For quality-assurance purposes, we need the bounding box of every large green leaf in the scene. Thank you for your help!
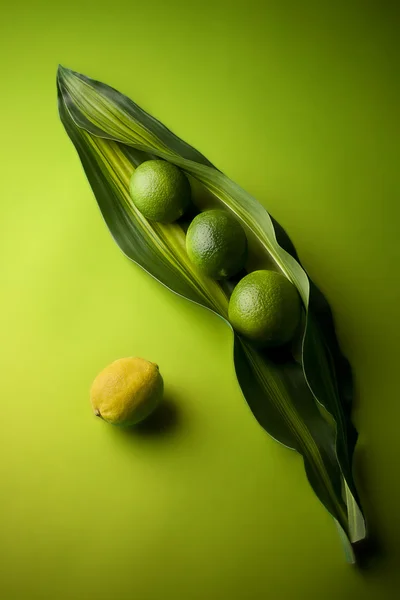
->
[57,66,367,561]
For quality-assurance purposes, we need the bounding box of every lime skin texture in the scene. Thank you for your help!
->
[228,270,302,348]
[186,209,248,279]
[130,160,191,223]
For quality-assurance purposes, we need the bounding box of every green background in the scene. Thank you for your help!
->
[0,1,399,598]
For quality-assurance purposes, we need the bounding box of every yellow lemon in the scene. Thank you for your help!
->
[90,357,163,426]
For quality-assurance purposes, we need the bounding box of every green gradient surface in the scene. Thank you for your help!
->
[0,1,399,599]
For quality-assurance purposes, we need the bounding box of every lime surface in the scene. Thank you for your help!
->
[228,270,302,347]
[186,209,247,279]
[90,357,163,426]
[129,160,191,223]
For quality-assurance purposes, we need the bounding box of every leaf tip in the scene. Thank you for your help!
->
[57,64,74,83]
[57,63,65,73]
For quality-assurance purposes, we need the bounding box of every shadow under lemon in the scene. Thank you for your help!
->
[113,392,181,439]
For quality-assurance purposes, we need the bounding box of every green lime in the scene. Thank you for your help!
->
[186,209,248,279]
[228,270,302,347]
[129,160,191,223]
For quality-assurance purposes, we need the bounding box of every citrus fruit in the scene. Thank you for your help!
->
[129,160,191,223]
[90,357,163,426]
[186,209,247,279]
[228,270,302,347]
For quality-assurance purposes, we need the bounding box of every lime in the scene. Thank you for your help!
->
[186,209,247,279]
[90,357,163,426]
[228,270,302,347]
[129,160,191,223]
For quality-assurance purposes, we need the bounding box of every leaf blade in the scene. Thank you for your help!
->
[57,66,367,556]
